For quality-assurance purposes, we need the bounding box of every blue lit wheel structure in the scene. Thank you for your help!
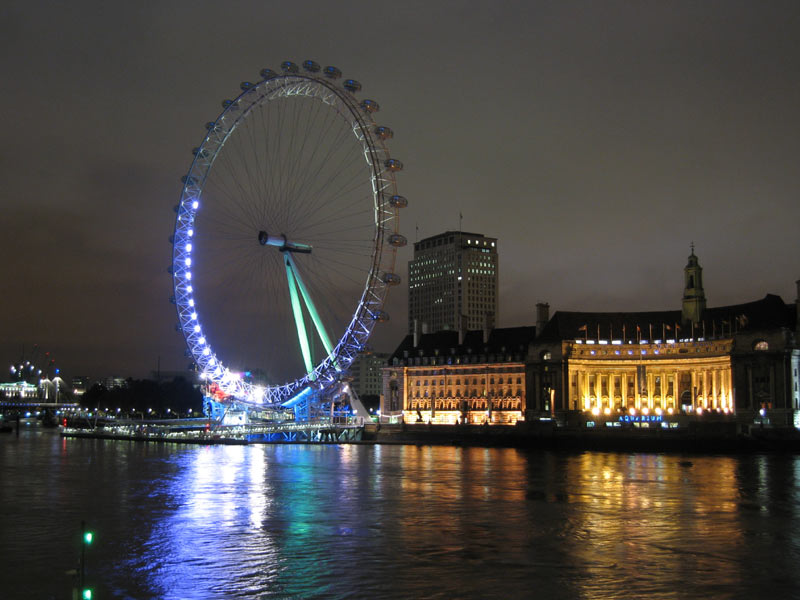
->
[171,60,407,408]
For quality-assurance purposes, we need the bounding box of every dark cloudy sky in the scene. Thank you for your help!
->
[2,1,798,380]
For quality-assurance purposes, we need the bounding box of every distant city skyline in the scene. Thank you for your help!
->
[2,1,799,380]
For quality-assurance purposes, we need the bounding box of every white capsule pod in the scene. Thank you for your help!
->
[381,272,401,285]
[385,158,403,172]
[374,126,393,140]
[344,79,362,93]
[360,99,380,113]
[389,195,408,208]
[388,233,407,247]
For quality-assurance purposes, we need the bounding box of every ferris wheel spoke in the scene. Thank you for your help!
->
[292,150,368,230]
[285,116,362,228]
[300,203,374,237]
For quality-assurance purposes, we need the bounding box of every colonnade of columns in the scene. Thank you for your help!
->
[574,366,733,413]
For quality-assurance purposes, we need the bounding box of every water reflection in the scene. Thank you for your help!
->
[125,446,800,599]
[2,430,800,599]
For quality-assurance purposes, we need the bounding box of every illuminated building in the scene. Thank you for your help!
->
[408,231,498,334]
[102,376,128,390]
[348,351,389,398]
[71,376,88,397]
[528,251,800,426]
[381,326,536,425]
[0,381,39,399]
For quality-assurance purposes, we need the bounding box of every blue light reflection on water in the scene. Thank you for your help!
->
[2,429,800,599]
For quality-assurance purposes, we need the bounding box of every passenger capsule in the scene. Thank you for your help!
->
[343,79,362,93]
[323,66,342,79]
[281,61,299,73]
[240,81,255,91]
[222,99,234,108]
[385,158,404,172]
[167,265,174,274]
[168,235,175,244]
[381,272,401,286]
[389,195,408,208]
[374,126,393,140]
[205,121,217,131]
[372,310,390,322]
[169,296,176,305]
[302,60,321,73]
[360,99,380,113]
[175,324,182,332]
[388,233,407,247]
[260,68,277,79]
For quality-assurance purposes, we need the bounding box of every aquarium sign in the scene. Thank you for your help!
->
[619,414,663,423]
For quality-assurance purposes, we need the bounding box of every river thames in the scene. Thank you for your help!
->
[1,426,799,599]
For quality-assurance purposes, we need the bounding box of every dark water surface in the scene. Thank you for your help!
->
[1,426,799,599]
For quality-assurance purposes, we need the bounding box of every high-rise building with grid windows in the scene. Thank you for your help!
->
[408,231,498,334]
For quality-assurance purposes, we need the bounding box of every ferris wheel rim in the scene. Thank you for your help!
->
[170,65,403,406]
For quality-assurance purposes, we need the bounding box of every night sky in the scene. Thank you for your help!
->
[2,1,798,380]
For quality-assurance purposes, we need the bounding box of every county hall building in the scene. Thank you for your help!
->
[527,251,800,427]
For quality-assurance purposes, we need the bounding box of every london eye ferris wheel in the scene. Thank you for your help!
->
[170,60,407,408]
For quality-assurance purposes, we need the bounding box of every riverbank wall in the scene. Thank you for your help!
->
[367,421,800,453]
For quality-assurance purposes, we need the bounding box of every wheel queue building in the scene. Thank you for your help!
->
[381,323,537,425]
[527,252,800,428]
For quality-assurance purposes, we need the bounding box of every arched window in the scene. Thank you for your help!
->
[754,340,769,351]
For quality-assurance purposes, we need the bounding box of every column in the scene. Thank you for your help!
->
[674,370,680,410]
[712,369,718,409]
[594,372,601,410]
[621,372,627,410]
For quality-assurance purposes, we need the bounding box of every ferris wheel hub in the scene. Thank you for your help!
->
[257,231,312,254]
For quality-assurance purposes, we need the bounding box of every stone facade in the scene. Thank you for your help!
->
[381,327,536,425]
[528,252,800,426]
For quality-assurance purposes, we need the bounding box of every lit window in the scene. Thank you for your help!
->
[754,340,769,351]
